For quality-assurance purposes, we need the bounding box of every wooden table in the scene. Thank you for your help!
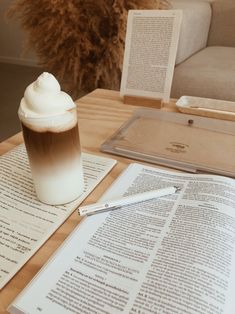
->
[0,89,176,313]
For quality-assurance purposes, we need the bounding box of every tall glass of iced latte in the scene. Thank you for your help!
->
[18,72,84,205]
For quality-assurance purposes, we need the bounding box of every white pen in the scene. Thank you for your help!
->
[79,186,180,216]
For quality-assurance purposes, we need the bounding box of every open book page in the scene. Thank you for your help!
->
[9,163,235,314]
[0,144,116,289]
[120,10,182,103]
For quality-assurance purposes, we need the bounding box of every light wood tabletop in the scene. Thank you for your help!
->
[0,89,176,313]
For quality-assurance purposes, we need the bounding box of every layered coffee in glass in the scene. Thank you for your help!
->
[18,72,84,205]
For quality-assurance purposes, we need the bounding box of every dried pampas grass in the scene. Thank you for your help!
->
[7,0,171,96]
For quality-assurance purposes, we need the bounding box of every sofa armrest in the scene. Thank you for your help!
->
[207,0,235,47]
[171,0,212,65]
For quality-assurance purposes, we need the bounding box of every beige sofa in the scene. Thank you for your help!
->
[170,0,235,101]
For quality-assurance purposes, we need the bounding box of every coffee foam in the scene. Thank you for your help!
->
[19,72,77,132]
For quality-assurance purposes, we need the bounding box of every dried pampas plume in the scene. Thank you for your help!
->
[7,0,171,97]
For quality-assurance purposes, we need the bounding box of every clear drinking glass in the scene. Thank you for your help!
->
[19,108,84,205]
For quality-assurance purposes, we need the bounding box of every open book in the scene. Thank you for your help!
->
[0,144,116,289]
[9,163,235,314]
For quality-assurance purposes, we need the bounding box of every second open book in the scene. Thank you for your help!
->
[9,163,235,314]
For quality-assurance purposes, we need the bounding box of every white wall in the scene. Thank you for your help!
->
[0,0,38,66]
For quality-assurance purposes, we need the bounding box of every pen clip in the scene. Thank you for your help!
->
[174,186,181,192]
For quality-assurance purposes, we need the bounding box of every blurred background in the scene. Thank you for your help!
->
[0,0,42,141]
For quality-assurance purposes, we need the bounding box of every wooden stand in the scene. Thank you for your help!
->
[123,95,163,109]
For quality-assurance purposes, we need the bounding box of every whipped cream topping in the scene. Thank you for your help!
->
[19,72,77,132]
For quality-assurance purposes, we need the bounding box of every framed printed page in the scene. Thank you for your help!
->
[120,10,182,103]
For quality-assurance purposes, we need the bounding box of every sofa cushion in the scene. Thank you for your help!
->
[207,0,235,48]
[171,46,235,101]
[171,0,211,65]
